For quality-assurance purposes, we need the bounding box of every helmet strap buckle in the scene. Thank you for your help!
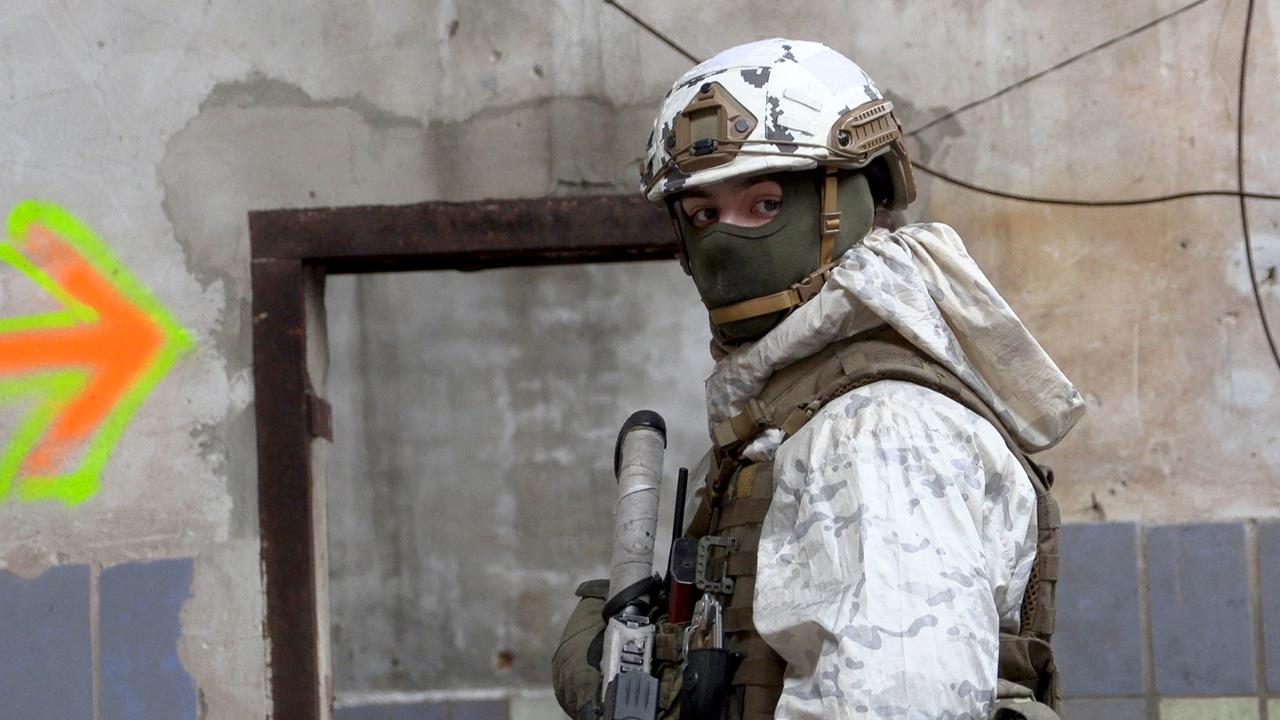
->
[819,167,842,266]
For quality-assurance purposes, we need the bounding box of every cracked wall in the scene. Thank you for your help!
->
[2,0,1280,715]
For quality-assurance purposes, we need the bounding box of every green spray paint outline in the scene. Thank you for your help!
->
[1,200,195,504]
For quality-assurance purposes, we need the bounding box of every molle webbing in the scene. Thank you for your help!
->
[700,325,1063,715]
[700,457,785,720]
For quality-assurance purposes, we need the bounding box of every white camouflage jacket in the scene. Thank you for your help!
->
[704,223,1083,719]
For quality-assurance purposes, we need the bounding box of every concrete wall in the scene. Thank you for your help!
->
[324,264,713,695]
[2,0,1280,717]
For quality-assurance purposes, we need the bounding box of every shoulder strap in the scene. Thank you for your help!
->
[713,326,1045,485]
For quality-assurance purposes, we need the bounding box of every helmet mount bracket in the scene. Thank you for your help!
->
[673,82,757,174]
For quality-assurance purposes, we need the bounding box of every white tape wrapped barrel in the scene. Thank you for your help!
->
[601,410,666,699]
[608,410,666,598]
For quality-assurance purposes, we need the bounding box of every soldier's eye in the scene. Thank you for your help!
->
[754,198,782,215]
[690,207,719,227]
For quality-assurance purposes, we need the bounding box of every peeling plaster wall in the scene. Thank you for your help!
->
[1,0,1279,714]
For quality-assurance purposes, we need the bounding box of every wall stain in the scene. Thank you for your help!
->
[198,73,426,131]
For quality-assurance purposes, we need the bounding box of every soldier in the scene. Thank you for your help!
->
[640,39,1083,719]
[554,38,1082,720]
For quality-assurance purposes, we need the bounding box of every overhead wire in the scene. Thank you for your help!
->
[910,163,1280,207]
[602,0,701,64]
[602,0,1280,374]
[906,0,1214,138]
[1235,0,1280,374]
[601,0,1276,209]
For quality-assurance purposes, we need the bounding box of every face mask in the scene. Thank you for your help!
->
[677,170,877,344]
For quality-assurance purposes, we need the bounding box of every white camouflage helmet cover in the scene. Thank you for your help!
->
[641,38,914,206]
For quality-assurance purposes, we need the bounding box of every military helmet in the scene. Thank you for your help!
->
[640,38,915,208]
[642,39,917,350]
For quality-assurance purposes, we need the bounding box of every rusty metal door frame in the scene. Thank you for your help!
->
[247,195,671,719]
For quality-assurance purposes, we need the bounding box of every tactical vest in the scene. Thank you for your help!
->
[686,325,1062,719]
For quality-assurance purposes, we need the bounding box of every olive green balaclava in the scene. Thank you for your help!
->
[676,169,877,345]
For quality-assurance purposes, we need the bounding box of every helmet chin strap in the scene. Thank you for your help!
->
[707,167,842,327]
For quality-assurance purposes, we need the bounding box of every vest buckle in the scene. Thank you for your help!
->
[695,535,739,594]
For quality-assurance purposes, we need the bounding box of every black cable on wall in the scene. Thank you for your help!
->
[1235,0,1279,377]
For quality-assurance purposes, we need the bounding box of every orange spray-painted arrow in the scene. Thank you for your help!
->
[0,201,193,504]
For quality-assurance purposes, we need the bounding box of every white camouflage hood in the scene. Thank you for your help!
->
[705,222,1084,453]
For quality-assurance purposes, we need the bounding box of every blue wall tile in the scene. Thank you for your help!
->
[0,564,93,720]
[1059,697,1147,720]
[1056,523,1144,696]
[336,701,447,720]
[101,557,197,720]
[1147,523,1254,695]
[1261,522,1280,693]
